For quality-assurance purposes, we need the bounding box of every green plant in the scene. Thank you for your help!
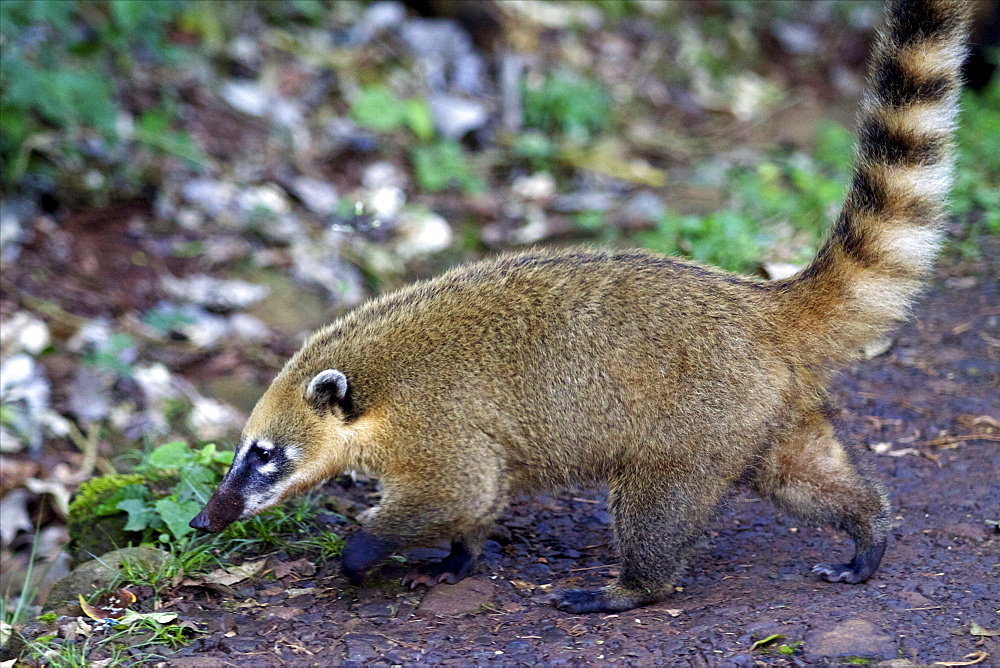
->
[81,332,137,377]
[350,85,434,140]
[777,640,803,655]
[0,0,200,192]
[117,441,234,543]
[950,73,1000,258]
[639,210,764,273]
[411,141,486,193]
[523,70,612,141]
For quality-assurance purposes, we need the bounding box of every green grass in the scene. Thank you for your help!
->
[637,73,1000,273]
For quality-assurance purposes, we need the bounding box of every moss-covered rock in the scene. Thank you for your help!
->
[66,474,148,566]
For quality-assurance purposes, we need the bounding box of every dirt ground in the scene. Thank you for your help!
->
[141,258,998,667]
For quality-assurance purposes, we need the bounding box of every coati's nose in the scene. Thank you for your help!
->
[189,510,211,532]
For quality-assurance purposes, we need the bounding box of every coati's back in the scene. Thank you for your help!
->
[291,251,794,486]
[197,0,970,615]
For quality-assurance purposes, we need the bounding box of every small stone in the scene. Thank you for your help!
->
[762,262,802,281]
[394,209,453,258]
[428,94,489,140]
[181,178,238,216]
[288,177,339,215]
[418,578,495,616]
[187,396,242,441]
[46,547,169,608]
[620,190,666,226]
[220,80,269,117]
[0,313,51,356]
[512,173,556,202]
[161,275,269,310]
[357,601,396,618]
[804,618,897,662]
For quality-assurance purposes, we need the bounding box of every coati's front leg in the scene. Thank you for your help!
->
[555,472,731,614]
[341,447,505,587]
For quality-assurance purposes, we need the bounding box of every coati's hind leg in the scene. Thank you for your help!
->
[555,470,731,614]
[401,524,491,588]
[751,410,890,584]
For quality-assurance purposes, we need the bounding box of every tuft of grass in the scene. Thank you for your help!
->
[950,74,1000,259]
[523,70,612,142]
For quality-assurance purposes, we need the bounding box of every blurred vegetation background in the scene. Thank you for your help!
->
[0,0,997,658]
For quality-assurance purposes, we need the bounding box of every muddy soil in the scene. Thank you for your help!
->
[145,260,998,667]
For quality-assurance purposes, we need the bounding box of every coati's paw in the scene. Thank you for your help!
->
[553,585,665,614]
[401,545,476,589]
[813,562,863,583]
[401,565,464,588]
[341,531,400,585]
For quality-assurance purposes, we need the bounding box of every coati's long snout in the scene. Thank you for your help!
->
[189,485,244,533]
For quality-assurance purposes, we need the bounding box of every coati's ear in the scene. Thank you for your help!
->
[305,369,349,414]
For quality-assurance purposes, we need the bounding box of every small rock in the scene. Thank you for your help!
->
[551,191,613,213]
[161,275,269,310]
[774,21,821,55]
[357,601,396,618]
[1,354,53,451]
[512,173,557,202]
[804,618,897,662]
[418,578,495,616]
[0,488,32,548]
[763,262,802,281]
[428,94,489,140]
[181,178,238,216]
[220,635,264,654]
[620,190,666,226]
[394,209,453,258]
[187,396,242,441]
[220,80,269,117]
[0,312,51,357]
[349,1,407,45]
[0,197,35,263]
[862,336,895,359]
[288,177,339,215]
[46,547,169,608]
[237,184,291,216]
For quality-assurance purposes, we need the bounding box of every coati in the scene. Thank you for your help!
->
[191,0,971,614]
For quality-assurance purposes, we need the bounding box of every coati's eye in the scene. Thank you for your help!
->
[253,445,271,464]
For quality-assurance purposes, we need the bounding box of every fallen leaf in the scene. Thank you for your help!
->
[970,622,999,637]
[750,634,784,651]
[272,557,316,579]
[934,651,989,666]
[182,559,266,587]
[661,608,683,617]
[78,588,136,621]
[24,477,71,517]
[0,488,32,548]
[118,609,178,625]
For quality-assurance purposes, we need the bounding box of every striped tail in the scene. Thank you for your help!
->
[776,0,971,366]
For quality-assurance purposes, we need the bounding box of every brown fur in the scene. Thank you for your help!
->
[194,0,970,613]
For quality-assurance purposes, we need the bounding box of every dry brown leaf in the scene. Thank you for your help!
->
[191,559,266,587]
[78,588,136,621]
[271,557,316,580]
[934,651,989,666]
[970,622,999,637]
